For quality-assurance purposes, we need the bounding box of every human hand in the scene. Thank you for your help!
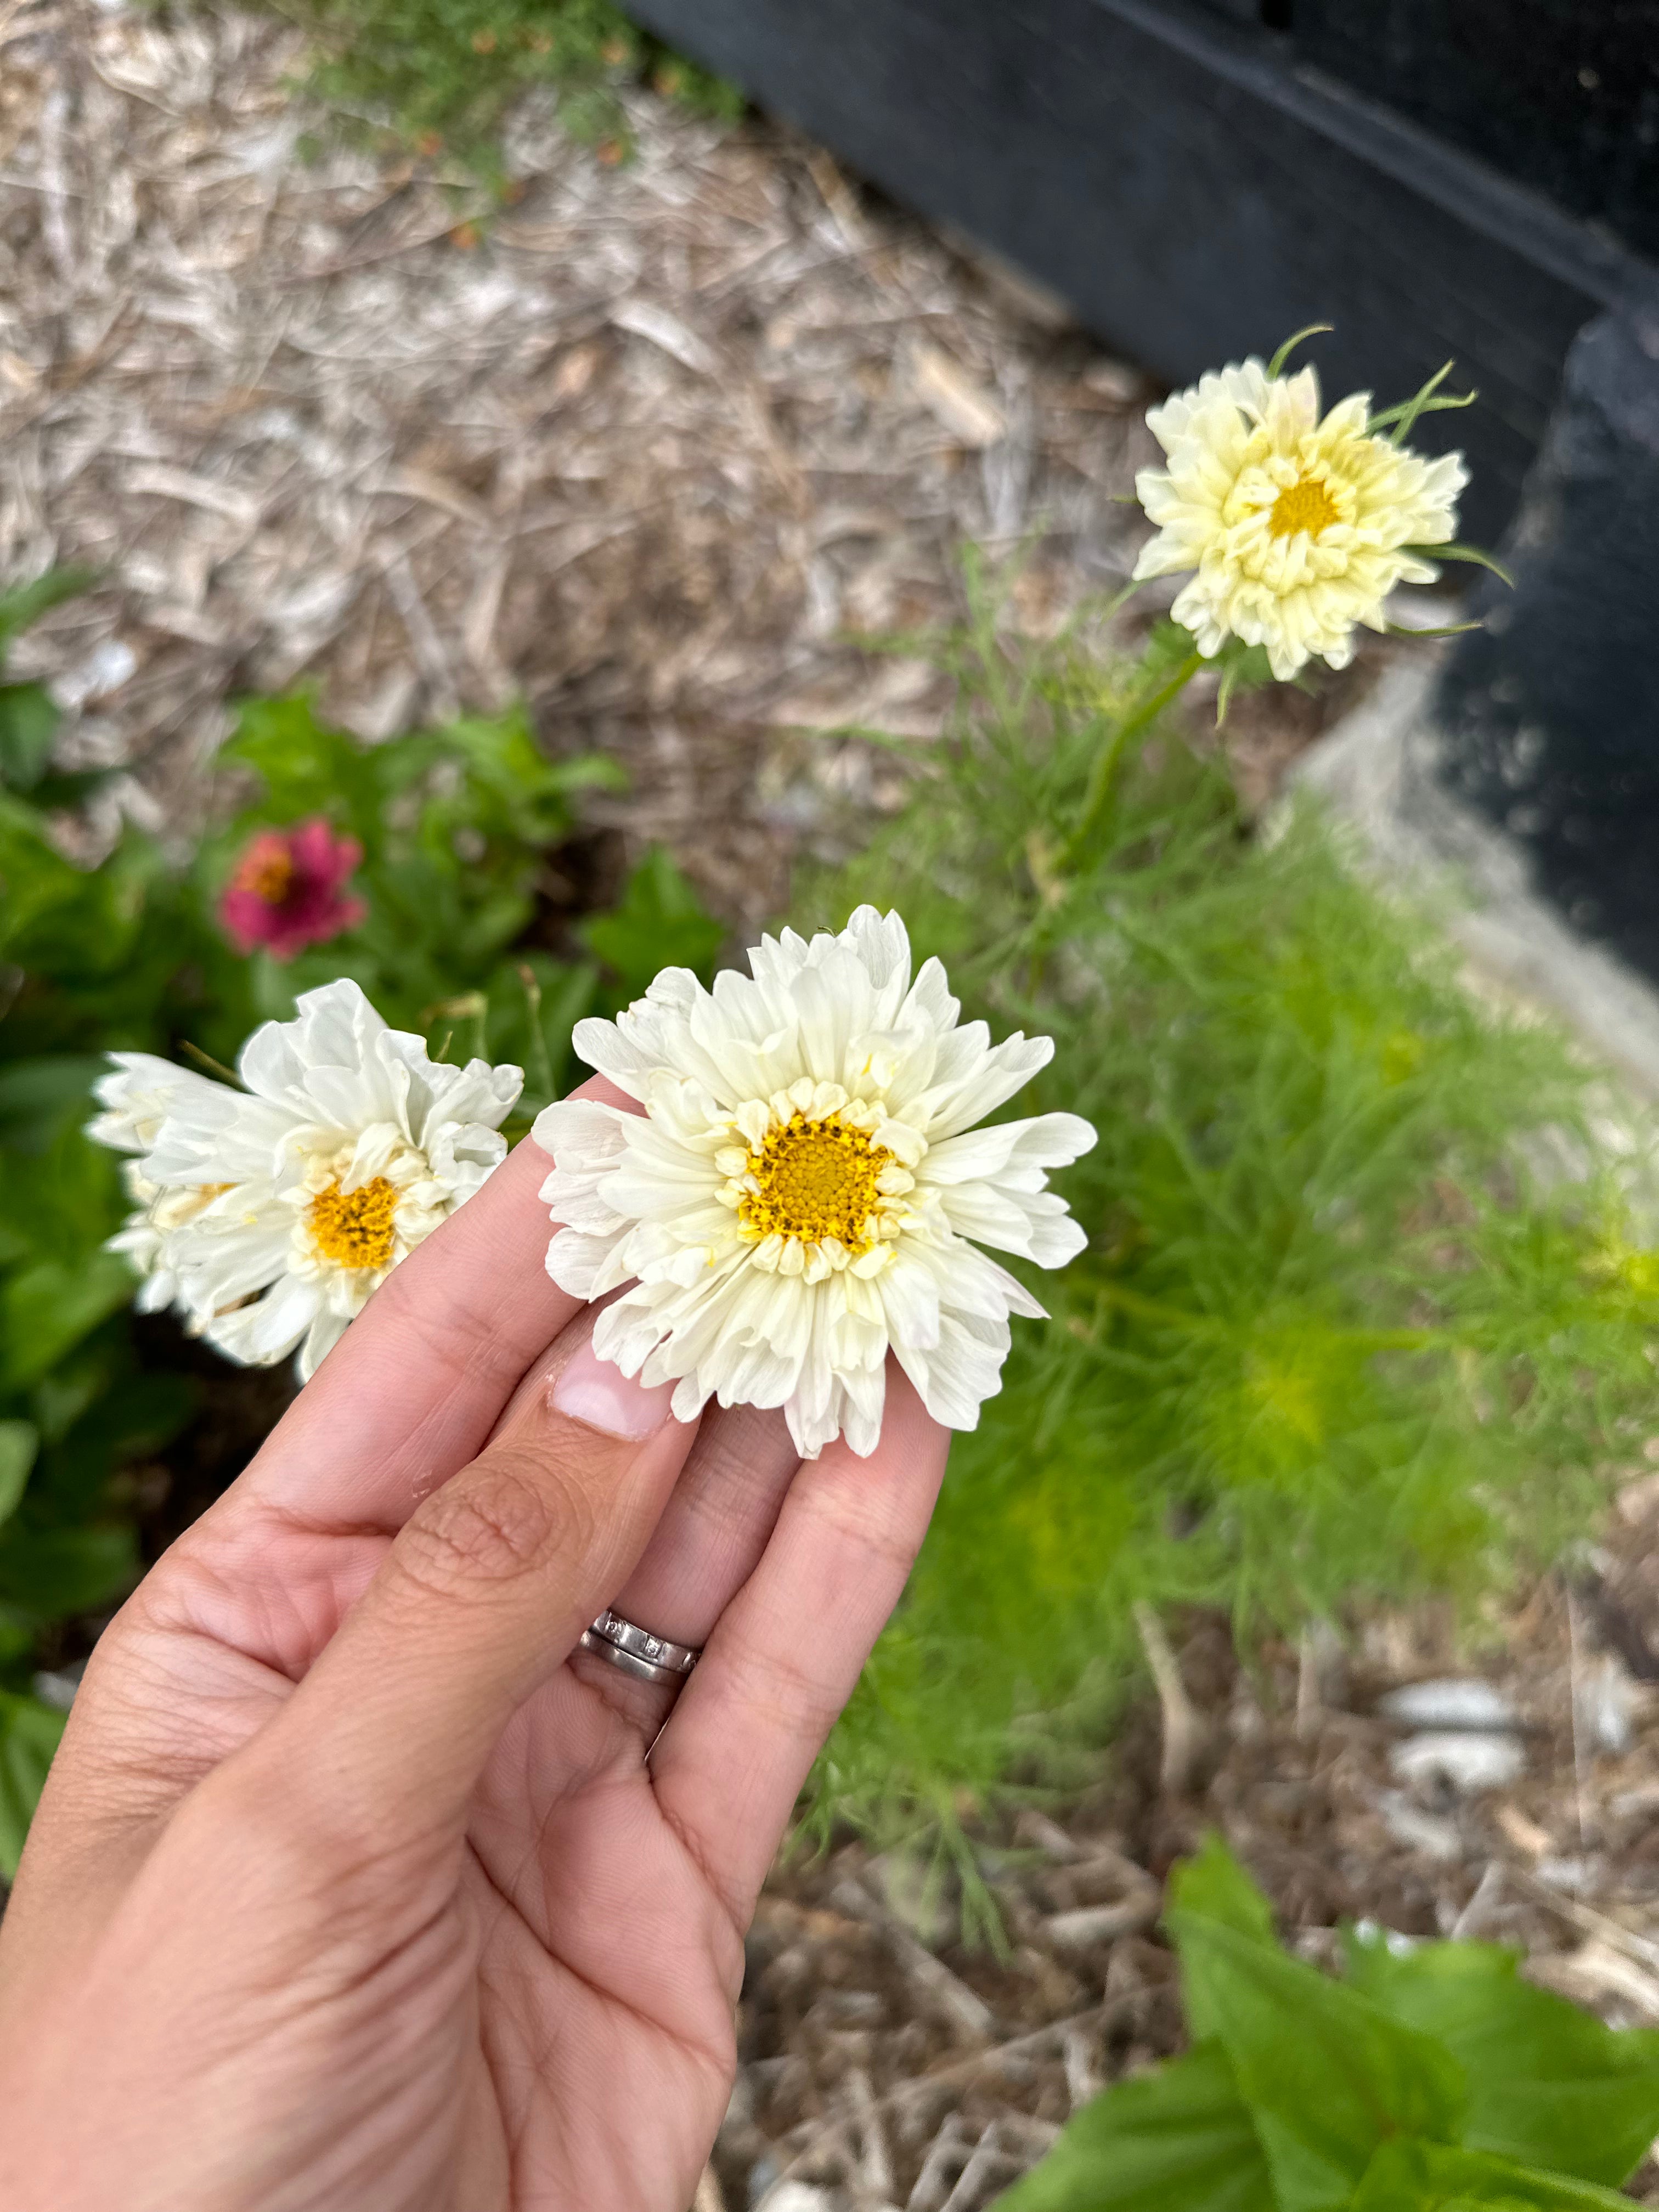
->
[0,1080,950,2212]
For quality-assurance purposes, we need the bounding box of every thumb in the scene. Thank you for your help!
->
[236,1319,698,1850]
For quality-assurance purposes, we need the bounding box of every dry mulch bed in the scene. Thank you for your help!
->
[0,0,1183,921]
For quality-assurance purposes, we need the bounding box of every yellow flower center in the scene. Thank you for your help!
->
[237,845,295,905]
[1267,475,1340,539]
[740,1112,891,1253]
[307,1176,399,1271]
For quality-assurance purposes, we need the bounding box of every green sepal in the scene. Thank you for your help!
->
[1266,326,1334,379]
[1365,361,1477,445]
[1404,544,1517,590]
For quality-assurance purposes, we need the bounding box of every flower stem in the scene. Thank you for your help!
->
[1063,649,1204,870]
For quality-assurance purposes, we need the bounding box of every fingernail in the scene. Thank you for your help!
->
[551,1337,674,1440]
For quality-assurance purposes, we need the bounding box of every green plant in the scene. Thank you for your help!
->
[0,580,723,1872]
[1001,1835,1659,2210]
[277,0,741,175]
[800,579,1659,1869]
[203,690,625,1099]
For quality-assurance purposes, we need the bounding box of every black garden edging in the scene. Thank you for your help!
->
[626,0,1652,543]
[628,0,1659,983]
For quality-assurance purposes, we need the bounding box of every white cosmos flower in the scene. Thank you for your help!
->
[533,907,1095,1459]
[1132,356,1468,680]
[88,978,522,1380]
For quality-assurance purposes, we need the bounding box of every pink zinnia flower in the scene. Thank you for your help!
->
[219,819,366,960]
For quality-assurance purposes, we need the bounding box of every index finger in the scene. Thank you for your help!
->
[236,1075,636,1532]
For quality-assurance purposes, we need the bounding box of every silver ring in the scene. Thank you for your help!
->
[579,1608,702,1688]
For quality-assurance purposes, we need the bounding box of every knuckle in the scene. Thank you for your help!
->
[394,1448,591,1598]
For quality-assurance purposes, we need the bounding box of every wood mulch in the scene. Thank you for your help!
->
[0,0,1186,923]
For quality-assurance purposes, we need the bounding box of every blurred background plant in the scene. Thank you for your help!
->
[0,568,724,1872]
[798,573,1659,1910]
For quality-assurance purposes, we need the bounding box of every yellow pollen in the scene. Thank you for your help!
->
[1268,475,1340,539]
[307,1175,399,1271]
[739,1112,891,1254]
[237,846,295,905]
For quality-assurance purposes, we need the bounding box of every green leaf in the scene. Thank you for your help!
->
[0,1420,37,1526]
[1344,1927,1659,2186]
[0,1688,66,1880]
[0,1517,138,1619]
[0,565,94,654]
[1167,1909,1466,2211]
[0,1253,136,1391]
[996,2041,1274,2212]
[0,680,61,792]
[580,848,725,997]
[1170,1833,1278,1943]
[1350,2138,1639,2209]
[221,691,387,849]
[0,1057,104,1153]
[1364,362,1477,445]
[1383,622,1486,642]
[1169,1836,1277,2044]
[1403,543,1517,590]
[1266,325,1334,379]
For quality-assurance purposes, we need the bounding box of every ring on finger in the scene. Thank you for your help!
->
[578,1607,701,1688]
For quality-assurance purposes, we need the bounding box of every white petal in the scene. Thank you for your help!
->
[923,1111,1096,1183]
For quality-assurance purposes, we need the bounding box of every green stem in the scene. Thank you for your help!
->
[518,963,556,1104]
[180,1040,244,1088]
[1063,650,1203,869]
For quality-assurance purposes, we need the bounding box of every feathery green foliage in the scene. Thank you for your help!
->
[800,577,1659,1862]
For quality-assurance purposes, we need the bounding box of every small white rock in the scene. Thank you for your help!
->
[1378,1678,1518,1732]
[31,1663,83,1712]
[1577,1654,1635,1755]
[1390,1730,1525,1795]
[1378,1791,1464,1862]
[760,2186,839,2212]
[49,637,137,710]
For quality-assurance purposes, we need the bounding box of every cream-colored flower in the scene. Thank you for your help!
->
[533,908,1095,1459]
[1132,357,1467,679]
[88,978,522,1379]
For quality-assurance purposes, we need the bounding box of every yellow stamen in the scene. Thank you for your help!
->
[739,1112,891,1254]
[236,845,295,905]
[307,1176,399,1271]
[1268,476,1340,539]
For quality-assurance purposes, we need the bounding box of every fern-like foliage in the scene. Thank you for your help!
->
[799,578,1659,1858]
